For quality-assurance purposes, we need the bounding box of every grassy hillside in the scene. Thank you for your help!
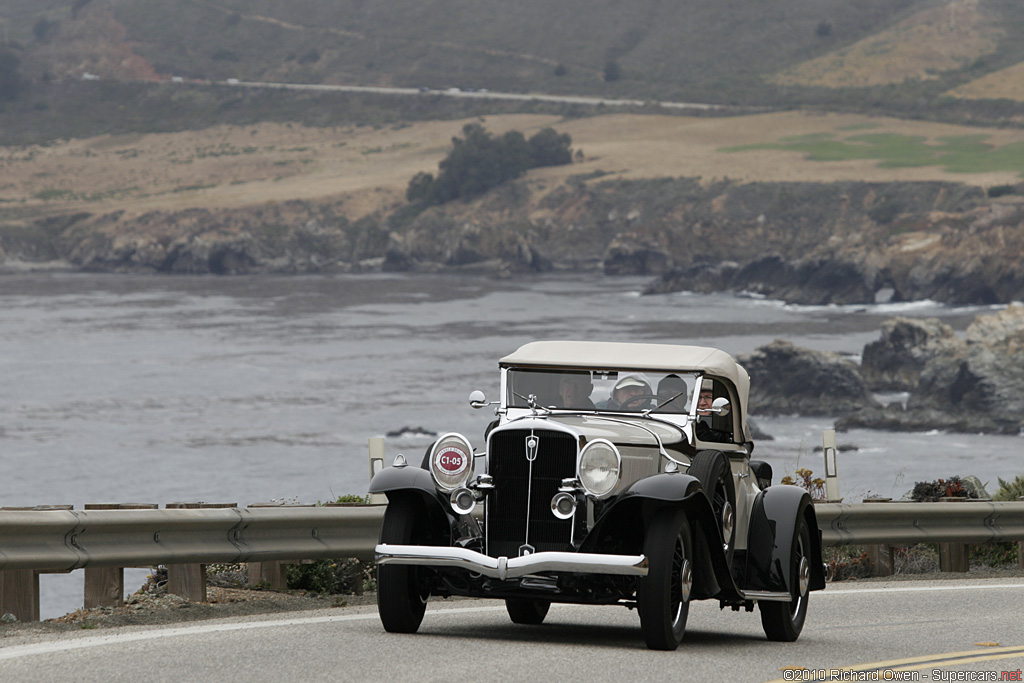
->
[3,0,1024,135]
[3,1,1018,97]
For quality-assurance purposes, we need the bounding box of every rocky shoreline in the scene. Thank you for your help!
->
[3,178,1024,307]
[743,304,1024,435]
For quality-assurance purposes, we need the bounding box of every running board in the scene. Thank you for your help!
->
[741,590,792,602]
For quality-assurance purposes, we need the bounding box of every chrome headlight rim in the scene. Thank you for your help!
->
[429,432,475,492]
[578,438,621,499]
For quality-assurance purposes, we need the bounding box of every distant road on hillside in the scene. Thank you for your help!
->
[211,78,727,112]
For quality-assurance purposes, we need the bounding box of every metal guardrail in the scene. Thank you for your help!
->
[0,506,385,572]
[2,501,1023,572]
[814,501,1024,546]
[2,501,1023,622]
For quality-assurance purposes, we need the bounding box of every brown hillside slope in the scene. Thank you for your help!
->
[769,0,1001,88]
[949,61,1024,101]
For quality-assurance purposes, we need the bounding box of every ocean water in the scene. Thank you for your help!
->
[0,271,1019,618]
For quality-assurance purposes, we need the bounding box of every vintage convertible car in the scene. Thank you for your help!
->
[369,341,825,650]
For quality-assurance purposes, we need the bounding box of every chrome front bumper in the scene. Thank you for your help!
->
[375,544,649,581]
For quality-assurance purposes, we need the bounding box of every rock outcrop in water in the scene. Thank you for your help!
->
[736,306,1024,434]
[738,340,880,417]
[838,304,1024,434]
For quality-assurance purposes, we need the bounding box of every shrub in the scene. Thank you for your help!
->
[528,127,573,168]
[298,49,321,65]
[824,546,873,580]
[406,123,573,205]
[781,467,826,500]
[910,476,977,502]
[970,542,1018,568]
[987,184,1021,198]
[0,50,27,103]
[33,19,60,42]
[603,60,622,82]
[406,171,435,203]
[993,473,1024,501]
[286,558,372,594]
[894,544,940,574]
[331,493,370,504]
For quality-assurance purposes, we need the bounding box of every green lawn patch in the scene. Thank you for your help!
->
[721,131,1024,177]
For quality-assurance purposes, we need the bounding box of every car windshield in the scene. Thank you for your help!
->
[505,368,700,414]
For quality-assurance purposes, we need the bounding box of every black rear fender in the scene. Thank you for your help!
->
[743,485,826,594]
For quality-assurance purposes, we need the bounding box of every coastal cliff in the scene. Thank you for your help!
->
[3,177,1022,307]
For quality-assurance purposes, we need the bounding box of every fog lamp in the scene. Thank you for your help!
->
[450,487,477,515]
[550,491,577,520]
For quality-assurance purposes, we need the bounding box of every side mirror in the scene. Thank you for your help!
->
[468,390,488,409]
[711,397,731,417]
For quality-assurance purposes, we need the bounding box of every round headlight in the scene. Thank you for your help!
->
[578,439,620,498]
[429,433,474,491]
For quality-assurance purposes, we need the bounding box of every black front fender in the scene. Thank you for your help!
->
[744,485,826,594]
[617,472,704,504]
[580,473,738,601]
[580,473,704,556]
[368,465,453,542]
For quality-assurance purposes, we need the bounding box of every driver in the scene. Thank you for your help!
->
[696,378,731,443]
[600,373,653,410]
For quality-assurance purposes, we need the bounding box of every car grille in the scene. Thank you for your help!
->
[486,428,576,559]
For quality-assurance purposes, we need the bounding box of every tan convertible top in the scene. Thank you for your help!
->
[501,341,751,438]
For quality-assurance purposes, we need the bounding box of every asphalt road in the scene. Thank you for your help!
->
[2,578,1023,682]
[216,79,726,112]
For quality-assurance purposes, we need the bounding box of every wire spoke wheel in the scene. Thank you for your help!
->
[638,508,693,650]
[759,514,811,642]
[689,450,737,564]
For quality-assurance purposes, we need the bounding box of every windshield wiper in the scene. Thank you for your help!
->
[647,389,688,415]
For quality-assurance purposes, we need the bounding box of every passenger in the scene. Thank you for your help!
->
[599,373,653,411]
[696,378,731,443]
[558,371,595,409]
[656,374,688,413]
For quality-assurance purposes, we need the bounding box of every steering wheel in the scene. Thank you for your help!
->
[620,393,659,409]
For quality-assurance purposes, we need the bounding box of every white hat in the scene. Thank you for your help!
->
[615,374,651,391]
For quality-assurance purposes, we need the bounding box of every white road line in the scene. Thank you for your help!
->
[817,582,1024,596]
[0,606,505,661]
[2,583,1023,661]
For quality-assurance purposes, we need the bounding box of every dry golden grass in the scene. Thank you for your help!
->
[769,0,1001,88]
[948,61,1024,101]
[3,111,1023,223]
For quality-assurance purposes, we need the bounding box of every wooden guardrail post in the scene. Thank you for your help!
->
[83,503,158,608]
[0,569,39,622]
[0,505,72,621]
[865,544,895,576]
[937,497,971,572]
[861,498,894,576]
[164,502,237,602]
[939,542,970,572]
[245,502,314,591]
